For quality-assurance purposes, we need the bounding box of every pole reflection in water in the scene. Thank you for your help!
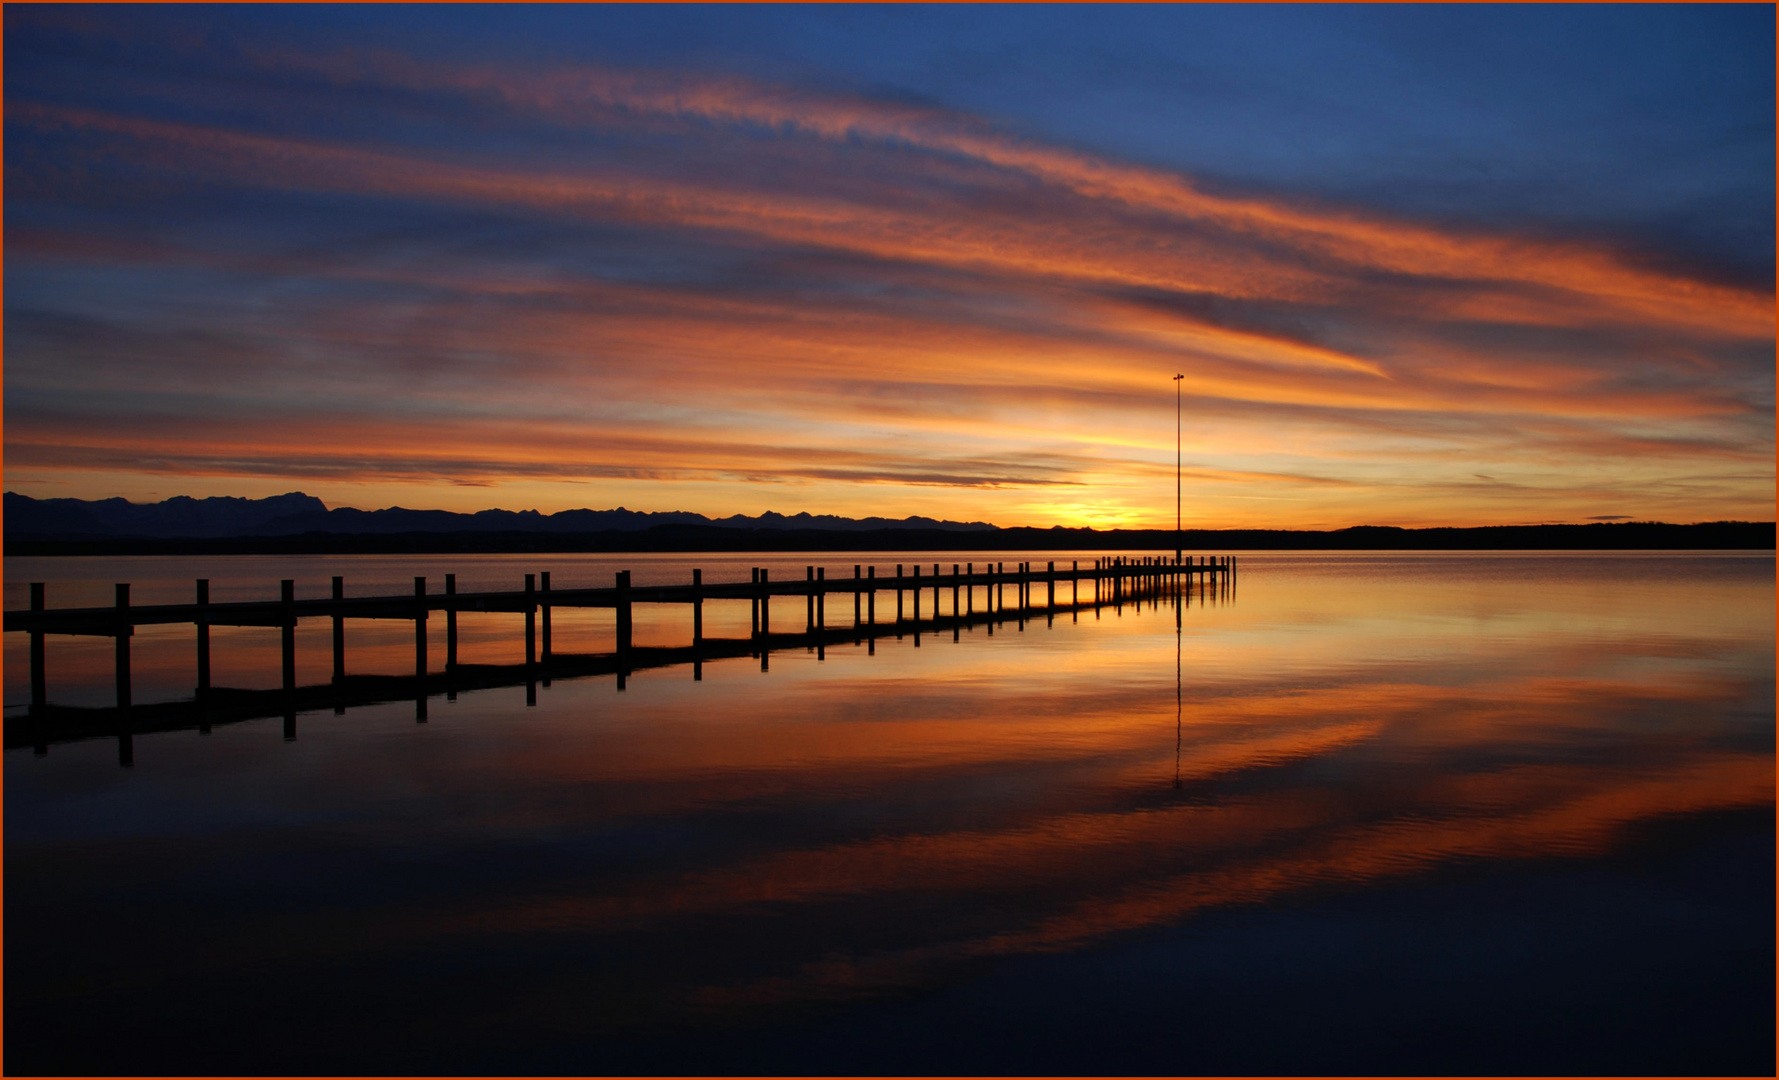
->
[2,552,1772,1077]
[1175,573,1183,791]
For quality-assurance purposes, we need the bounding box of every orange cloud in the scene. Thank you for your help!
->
[5,53,1770,526]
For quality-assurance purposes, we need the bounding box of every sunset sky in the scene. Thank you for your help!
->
[5,5,1772,529]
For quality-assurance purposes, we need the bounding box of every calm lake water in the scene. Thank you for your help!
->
[5,550,1773,1074]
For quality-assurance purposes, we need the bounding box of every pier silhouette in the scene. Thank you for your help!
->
[7,555,1235,756]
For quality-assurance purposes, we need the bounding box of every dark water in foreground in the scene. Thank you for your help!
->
[5,551,1773,1075]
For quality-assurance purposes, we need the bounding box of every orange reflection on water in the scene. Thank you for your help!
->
[5,552,1771,1031]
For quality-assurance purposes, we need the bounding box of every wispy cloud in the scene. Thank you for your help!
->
[4,29,1770,526]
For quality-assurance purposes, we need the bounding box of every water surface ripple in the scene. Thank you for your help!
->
[5,551,1772,1074]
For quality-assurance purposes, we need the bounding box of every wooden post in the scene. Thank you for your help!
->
[806,566,816,634]
[910,564,921,647]
[115,583,132,711]
[816,567,826,660]
[413,575,428,679]
[866,566,875,626]
[967,563,973,614]
[1048,561,1055,610]
[280,579,297,696]
[896,564,904,623]
[758,567,770,672]
[854,565,862,629]
[1015,563,1024,631]
[615,569,636,654]
[326,576,344,685]
[933,563,941,618]
[325,577,345,714]
[692,568,703,681]
[751,568,761,644]
[522,574,536,706]
[444,574,457,672]
[615,571,632,688]
[414,576,428,721]
[953,564,961,641]
[692,568,704,645]
[758,568,769,636]
[189,579,213,700]
[524,574,537,667]
[986,565,994,635]
[540,571,552,663]
[29,582,46,714]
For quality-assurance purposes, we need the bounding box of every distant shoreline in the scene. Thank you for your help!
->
[6,521,1771,556]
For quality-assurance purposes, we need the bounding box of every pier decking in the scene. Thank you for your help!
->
[6,554,1234,755]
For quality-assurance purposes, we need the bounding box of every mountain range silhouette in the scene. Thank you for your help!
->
[2,491,999,540]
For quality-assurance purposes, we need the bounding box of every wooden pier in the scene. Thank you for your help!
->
[6,555,1234,756]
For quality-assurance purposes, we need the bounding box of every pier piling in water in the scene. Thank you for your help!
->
[524,575,537,668]
[9,553,1233,741]
[413,577,427,680]
[541,571,552,664]
[115,583,131,712]
[615,570,632,689]
[197,579,213,697]
[281,580,297,696]
[692,568,704,646]
[414,576,428,721]
[758,568,770,672]
[30,583,47,714]
[444,574,457,673]
[692,568,704,681]
[330,577,344,683]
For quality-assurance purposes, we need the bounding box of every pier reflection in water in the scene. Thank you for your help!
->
[3,552,1771,1075]
[6,553,1228,755]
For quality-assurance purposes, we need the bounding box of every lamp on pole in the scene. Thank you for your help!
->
[1173,373,1184,565]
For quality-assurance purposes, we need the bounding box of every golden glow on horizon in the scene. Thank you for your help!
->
[5,54,1772,527]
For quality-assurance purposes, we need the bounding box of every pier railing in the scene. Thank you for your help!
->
[6,554,1235,755]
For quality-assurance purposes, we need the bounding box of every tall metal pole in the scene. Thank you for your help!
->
[1173,373,1184,565]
